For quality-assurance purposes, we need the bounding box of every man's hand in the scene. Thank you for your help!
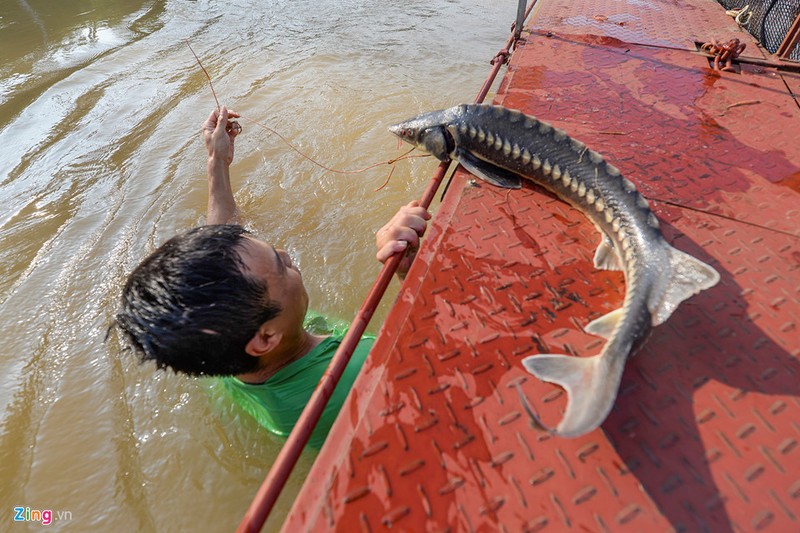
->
[376,201,431,279]
[203,106,241,166]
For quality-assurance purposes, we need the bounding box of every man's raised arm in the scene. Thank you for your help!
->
[202,106,241,225]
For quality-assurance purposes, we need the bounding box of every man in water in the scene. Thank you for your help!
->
[115,106,430,447]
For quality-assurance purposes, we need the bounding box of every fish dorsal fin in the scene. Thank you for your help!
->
[593,234,623,271]
[456,149,522,189]
[650,246,720,326]
[585,308,624,339]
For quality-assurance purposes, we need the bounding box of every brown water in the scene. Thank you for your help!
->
[0,0,516,530]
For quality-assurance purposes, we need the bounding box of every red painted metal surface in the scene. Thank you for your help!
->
[286,0,800,531]
[528,0,766,52]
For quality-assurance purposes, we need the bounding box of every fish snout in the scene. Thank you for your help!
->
[388,122,415,145]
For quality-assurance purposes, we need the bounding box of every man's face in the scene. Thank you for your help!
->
[236,236,309,336]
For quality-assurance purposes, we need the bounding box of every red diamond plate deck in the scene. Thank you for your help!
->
[528,0,769,53]
[286,0,800,531]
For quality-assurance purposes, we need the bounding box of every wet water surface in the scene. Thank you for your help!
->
[0,0,516,530]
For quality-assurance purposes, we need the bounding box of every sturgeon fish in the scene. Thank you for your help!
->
[389,104,720,437]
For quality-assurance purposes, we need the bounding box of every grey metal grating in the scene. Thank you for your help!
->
[717,0,800,59]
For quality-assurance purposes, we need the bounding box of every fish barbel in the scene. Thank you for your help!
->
[389,104,720,437]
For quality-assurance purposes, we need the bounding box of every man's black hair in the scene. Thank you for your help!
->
[115,225,281,376]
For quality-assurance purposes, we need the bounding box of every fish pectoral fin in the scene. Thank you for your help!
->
[522,353,605,437]
[456,149,522,189]
[593,234,623,271]
[585,308,624,339]
[650,246,721,326]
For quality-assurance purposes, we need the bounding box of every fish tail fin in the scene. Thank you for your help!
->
[522,353,614,437]
[650,246,720,326]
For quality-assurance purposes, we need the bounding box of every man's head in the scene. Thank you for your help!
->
[115,224,307,376]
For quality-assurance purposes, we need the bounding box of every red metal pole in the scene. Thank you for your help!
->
[237,3,536,531]
[777,12,800,59]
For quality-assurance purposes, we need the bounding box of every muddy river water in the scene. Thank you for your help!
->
[0,0,518,529]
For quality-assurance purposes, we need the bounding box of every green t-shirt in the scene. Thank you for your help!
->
[222,314,374,448]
